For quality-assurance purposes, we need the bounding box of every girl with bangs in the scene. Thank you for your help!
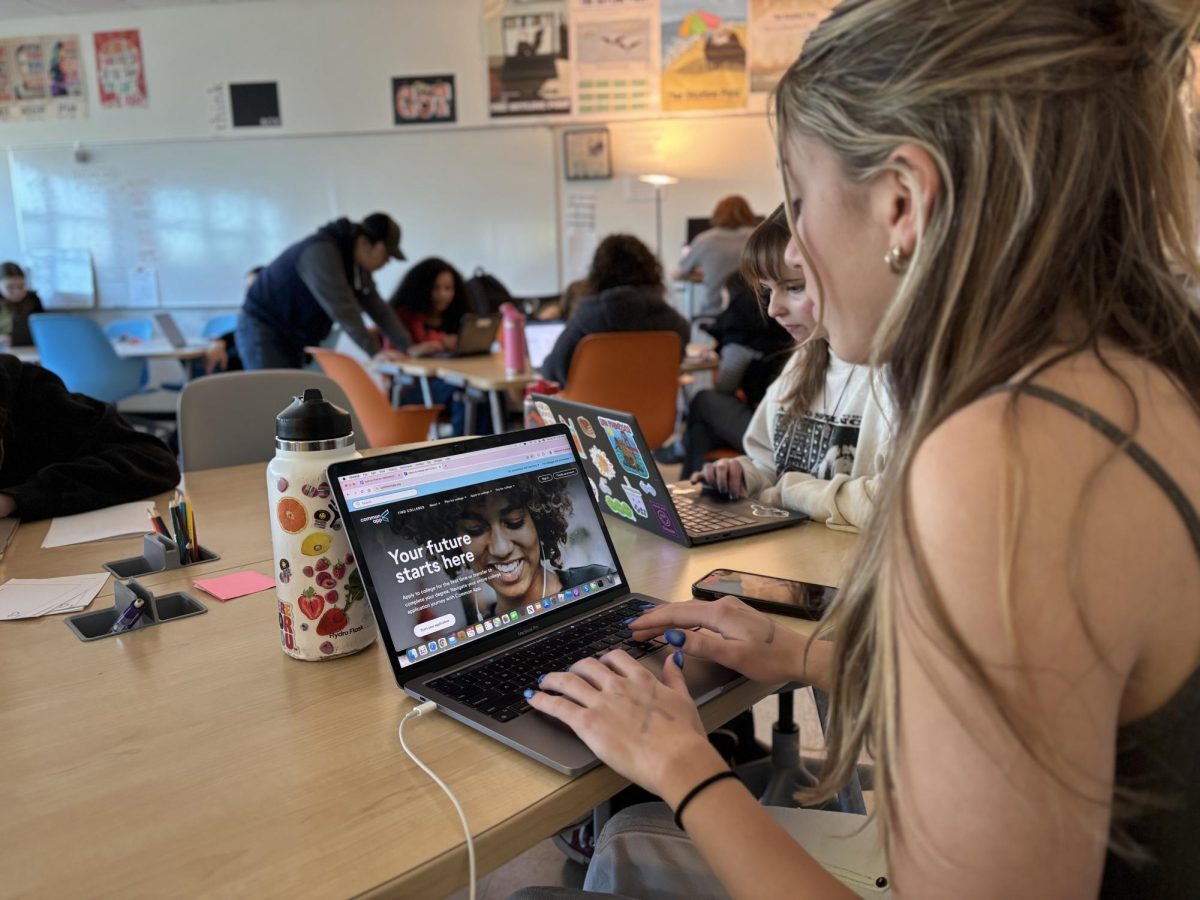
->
[517,1,1200,897]
[691,204,894,532]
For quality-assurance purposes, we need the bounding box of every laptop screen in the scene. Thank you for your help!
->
[154,313,187,348]
[335,432,622,669]
[524,321,566,370]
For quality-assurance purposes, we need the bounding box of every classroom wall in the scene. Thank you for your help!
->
[0,0,786,325]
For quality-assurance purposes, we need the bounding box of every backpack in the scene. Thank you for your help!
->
[464,268,514,315]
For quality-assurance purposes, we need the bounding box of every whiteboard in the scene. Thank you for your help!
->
[8,127,560,308]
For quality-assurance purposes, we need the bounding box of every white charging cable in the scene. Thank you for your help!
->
[398,701,476,900]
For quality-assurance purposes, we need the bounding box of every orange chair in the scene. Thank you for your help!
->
[306,347,442,449]
[558,331,682,449]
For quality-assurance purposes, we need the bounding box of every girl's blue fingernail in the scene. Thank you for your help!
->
[638,601,655,609]
[673,651,684,669]
[664,629,686,647]
[622,616,637,625]
[537,673,547,684]
[523,689,535,699]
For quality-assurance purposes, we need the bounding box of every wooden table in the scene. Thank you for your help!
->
[379,351,720,435]
[0,462,856,897]
[11,339,209,365]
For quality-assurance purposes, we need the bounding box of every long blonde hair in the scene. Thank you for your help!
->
[775,0,1200,853]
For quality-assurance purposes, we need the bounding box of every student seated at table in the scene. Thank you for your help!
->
[386,257,488,436]
[0,261,44,348]
[522,2,1200,897]
[0,356,180,521]
[671,195,759,318]
[541,234,690,387]
[691,204,893,532]
[679,270,793,478]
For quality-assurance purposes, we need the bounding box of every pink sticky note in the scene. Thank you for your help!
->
[192,571,276,602]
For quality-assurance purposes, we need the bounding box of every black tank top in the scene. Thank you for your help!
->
[994,384,1200,898]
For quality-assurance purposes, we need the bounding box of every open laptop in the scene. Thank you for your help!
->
[431,313,500,358]
[529,395,806,547]
[328,426,742,775]
[153,312,204,349]
[524,320,566,372]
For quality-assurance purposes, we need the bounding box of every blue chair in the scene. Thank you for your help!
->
[104,318,154,342]
[202,313,240,340]
[29,314,148,405]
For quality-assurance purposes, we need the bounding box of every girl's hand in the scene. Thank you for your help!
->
[690,458,747,498]
[629,596,814,686]
[527,650,726,799]
[405,341,443,358]
[442,334,458,351]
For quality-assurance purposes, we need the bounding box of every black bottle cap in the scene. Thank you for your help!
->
[275,388,353,442]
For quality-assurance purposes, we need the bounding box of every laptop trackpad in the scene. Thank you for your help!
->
[640,644,743,703]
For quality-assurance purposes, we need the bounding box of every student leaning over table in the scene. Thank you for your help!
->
[520,1,1200,897]
[691,205,894,533]
[0,356,179,520]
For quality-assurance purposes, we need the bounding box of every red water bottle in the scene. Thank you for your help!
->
[501,302,527,378]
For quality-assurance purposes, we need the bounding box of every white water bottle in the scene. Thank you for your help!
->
[267,389,376,660]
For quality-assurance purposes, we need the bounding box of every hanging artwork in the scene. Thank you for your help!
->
[485,0,572,117]
[660,0,748,111]
[564,127,612,179]
[571,0,659,116]
[747,0,836,93]
[392,74,456,125]
[95,30,148,108]
[0,34,87,122]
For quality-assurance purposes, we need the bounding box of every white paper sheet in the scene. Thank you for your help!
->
[0,573,109,620]
[41,501,153,549]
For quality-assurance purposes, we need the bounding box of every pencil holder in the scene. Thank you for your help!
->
[102,533,220,579]
[65,579,207,642]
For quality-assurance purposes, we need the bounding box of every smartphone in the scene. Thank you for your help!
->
[691,568,836,619]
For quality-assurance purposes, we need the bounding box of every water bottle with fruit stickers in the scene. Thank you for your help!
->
[267,389,376,661]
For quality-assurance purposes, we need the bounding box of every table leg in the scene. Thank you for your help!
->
[420,376,433,408]
[464,394,478,436]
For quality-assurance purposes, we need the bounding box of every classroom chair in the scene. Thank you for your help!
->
[104,318,155,342]
[177,370,365,472]
[202,313,240,340]
[307,347,442,448]
[29,314,148,405]
[559,331,682,449]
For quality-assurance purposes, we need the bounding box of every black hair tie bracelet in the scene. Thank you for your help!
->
[672,770,740,831]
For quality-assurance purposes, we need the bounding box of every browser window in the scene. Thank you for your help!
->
[337,434,621,667]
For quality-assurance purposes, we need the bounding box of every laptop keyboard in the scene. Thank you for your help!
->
[675,499,758,536]
[427,597,669,723]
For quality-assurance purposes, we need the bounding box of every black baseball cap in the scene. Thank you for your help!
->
[361,212,406,261]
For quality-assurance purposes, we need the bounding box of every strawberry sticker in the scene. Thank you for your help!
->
[315,557,330,572]
[316,607,348,636]
[332,561,346,581]
[298,587,323,621]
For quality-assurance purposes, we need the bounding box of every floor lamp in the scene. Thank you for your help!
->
[638,173,679,260]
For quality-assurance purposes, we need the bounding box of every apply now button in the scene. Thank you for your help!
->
[414,614,456,637]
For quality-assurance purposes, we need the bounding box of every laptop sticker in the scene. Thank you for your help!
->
[598,477,611,495]
[534,400,555,426]
[589,446,616,479]
[638,479,657,497]
[648,499,682,539]
[577,416,596,439]
[526,405,547,427]
[559,415,584,455]
[597,416,651,480]
[605,494,637,522]
[621,477,648,518]
[588,477,599,501]
[751,503,790,519]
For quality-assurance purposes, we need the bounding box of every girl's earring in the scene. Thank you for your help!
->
[884,245,909,274]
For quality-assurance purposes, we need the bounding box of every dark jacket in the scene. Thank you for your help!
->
[0,355,180,521]
[4,290,43,347]
[242,218,411,356]
[541,285,691,386]
[703,290,792,406]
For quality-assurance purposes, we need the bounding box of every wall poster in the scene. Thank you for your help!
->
[393,74,456,125]
[571,0,659,116]
[95,29,148,108]
[660,0,748,111]
[0,34,87,122]
[747,0,836,93]
[485,0,572,117]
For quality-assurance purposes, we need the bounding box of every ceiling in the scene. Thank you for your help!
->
[0,0,301,19]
